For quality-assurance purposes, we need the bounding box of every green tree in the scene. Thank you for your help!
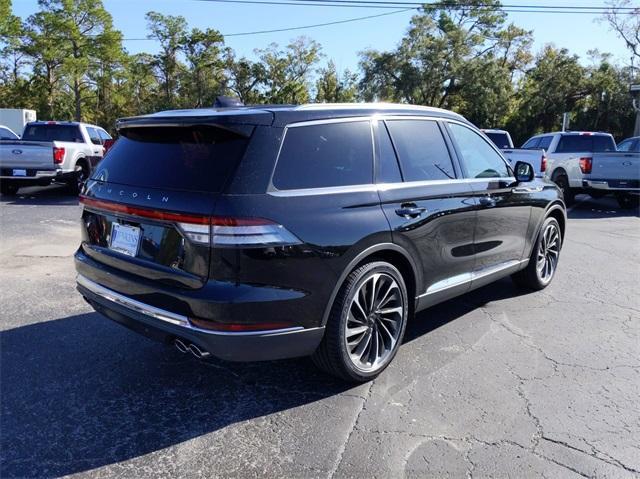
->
[314,61,358,103]
[506,46,587,144]
[146,11,188,108]
[224,50,267,104]
[256,37,322,104]
[181,27,226,107]
[359,0,530,110]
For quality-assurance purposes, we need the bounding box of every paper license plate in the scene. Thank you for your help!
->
[110,223,141,257]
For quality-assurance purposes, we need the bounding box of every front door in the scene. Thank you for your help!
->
[445,121,532,282]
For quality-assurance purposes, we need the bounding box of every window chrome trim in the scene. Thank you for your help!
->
[77,274,306,336]
[418,259,529,298]
[267,177,517,197]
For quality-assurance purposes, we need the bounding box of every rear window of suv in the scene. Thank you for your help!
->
[91,125,249,193]
[22,124,83,142]
[556,134,616,153]
[272,121,373,190]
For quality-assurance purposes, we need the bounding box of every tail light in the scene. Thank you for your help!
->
[180,217,300,247]
[79,197,301,248]
[53,147,65,164]
[540,154,547,173]
[579,157,592,174]
[103,139,115,153]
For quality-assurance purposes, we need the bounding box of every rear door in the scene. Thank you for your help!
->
[446,121,531,279]
[80,124,252,289]
[376,118,477,305]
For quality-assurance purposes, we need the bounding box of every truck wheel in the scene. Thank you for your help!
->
[616,193,639,210]
[67,161,89,195]
[552,173,574,206]
[0,182,19,196]
[312,261,409,382]
[512,217,562,291]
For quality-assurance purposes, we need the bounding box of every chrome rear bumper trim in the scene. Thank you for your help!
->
[76,274,306,336]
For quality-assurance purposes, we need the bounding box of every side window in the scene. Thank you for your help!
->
[377,122,402,183]
[98,129,112,141]
[272,121,373,190]
[617,140,632,152]
[87,127,102,145]
[385,120,455,181]
[537,136,553,150]
[522,137,540,149]
[448,123,511,179]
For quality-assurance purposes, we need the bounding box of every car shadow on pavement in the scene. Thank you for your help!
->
[0,184,79,206]
[0,277,532,478]
[567,195,640,220]
[0,313,352,478]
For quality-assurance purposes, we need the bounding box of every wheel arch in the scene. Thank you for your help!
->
[321,243,420,327]
[545,202,567,245]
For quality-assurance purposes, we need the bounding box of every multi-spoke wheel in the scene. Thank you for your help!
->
[312,261,409,382]
[512,216,562,291]
[536,222,560,285]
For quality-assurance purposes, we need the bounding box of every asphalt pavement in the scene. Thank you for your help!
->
[1,185,639,478]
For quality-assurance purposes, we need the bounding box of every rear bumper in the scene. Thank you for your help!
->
[75,273,325,362]
[583,179,640,192]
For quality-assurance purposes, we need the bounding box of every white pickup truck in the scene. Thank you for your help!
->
[0,121,112,195]
[481,129,547,178]
[521,131,640,208]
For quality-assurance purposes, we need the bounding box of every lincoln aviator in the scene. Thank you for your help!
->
[75,103,566,382]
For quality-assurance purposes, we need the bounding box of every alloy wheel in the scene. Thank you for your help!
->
[536,223,560,283]
[345,272,405,372]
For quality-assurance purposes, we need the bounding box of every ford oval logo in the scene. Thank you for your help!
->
[12,149,22,155]
[622,161,632,166]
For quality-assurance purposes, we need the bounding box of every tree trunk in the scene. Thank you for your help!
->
[74,77,82,121]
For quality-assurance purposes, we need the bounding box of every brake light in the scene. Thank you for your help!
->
[53,147,65,164]
[79,197,301,247]
[579,157,592,174]
[540,155,546,173]
[103,139,115,153]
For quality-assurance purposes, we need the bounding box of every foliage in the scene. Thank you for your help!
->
[0,0,636,141]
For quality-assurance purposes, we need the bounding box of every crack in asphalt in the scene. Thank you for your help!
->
[327,380,374,479]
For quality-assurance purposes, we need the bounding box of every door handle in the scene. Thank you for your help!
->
[479,196,496,207]
[395,204,426,218]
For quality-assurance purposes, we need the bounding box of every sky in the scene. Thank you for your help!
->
[9,0,637,72]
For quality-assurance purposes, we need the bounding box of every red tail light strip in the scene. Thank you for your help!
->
[79,196,270,226]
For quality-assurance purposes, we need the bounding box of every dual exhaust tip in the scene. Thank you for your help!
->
[174,338,210,359]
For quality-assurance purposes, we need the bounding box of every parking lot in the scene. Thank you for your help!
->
[0,185,638,478]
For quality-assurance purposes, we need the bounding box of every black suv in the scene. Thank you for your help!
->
[75,103,566,382]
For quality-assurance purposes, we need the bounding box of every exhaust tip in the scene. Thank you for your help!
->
[174,338,189,353]
[188,343,211,359]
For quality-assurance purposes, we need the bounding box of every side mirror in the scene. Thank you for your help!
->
[514,161,534,182]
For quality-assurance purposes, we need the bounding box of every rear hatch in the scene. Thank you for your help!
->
[79,122,254,289]
[588,152,640,186]
[0,140,55,172]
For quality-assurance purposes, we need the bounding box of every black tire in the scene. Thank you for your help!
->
[312,261,409,382]
[552,173,574,206]
[616,193,639,210]
[67,160,89,195]
[0,181,19,196]
[512,217,562,291]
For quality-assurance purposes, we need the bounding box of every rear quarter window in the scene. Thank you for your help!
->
[91,125,250,193]
[272,121,373,190]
